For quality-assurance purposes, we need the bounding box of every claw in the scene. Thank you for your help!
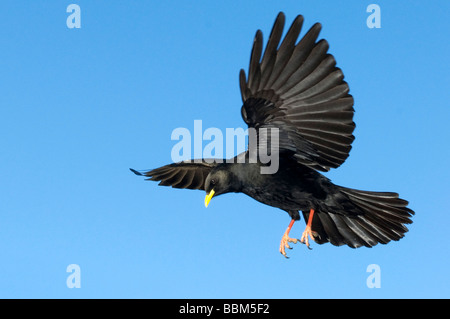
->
[300,226,319,249]
[279,234,299,258]
[279,219,298,258]
[299,208,319,250]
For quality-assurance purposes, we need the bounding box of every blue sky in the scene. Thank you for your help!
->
[0,0,449,298]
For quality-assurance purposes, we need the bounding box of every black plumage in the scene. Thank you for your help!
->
[131,12,414,257]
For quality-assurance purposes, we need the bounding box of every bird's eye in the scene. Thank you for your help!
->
[211,179,217,185]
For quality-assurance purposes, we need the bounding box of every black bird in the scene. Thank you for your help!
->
[131,12,414,257]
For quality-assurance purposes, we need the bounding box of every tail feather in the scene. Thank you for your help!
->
[340,215,382,246]
[327,213,370,247]
[313,212,346,246]
[304,187,415,248]
[350,197,412,224]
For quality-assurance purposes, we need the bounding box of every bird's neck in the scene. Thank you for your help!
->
[226,163,263,193]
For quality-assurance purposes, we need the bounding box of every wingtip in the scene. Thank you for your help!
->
[129,168,143,176]
[276,11,286,20]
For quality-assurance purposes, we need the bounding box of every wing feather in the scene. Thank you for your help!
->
[131,160,216,190]
[240,13,355,171]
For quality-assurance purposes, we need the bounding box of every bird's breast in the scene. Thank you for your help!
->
[241,172,316,211]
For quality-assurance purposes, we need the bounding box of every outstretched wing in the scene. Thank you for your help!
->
[130,160,216,190]
[240,12,355,172]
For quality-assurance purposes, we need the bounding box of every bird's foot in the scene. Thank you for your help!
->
[279,233,299,258]
[300,226,319,250]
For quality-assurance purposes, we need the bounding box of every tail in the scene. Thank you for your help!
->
[303,187,415,248]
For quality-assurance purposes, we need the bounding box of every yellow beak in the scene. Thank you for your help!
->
[204,189,215,208]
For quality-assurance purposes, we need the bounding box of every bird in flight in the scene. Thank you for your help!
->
[131,12,414,257]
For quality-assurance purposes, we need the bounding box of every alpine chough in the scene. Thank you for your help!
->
[131,12,414,257]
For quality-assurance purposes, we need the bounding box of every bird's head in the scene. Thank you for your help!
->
[204,166,239,207]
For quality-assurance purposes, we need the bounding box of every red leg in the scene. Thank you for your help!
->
[279,219,298,258]
[300,209,319,249]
